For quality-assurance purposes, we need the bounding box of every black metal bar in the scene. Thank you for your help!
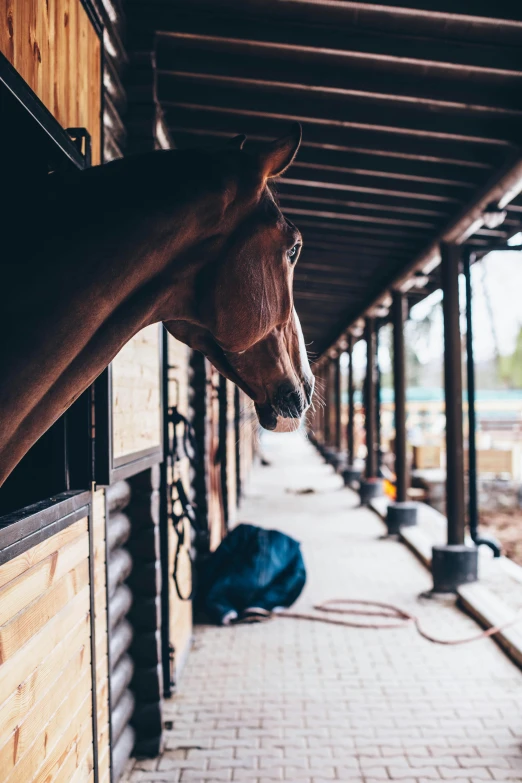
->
[392,292,408,503]
[87,502,100,783]
[234,386,241,505]
[159,327,172,697]
[471,243,522,258]
[218,375,229,530]
[103,492,115,783]
[464,254,502,557]
[347,335,355,465]
[441,243,465,546]
[334,355,342,451]
[365,318,377,479]
[464,253,478,544]
[376,325,382,471]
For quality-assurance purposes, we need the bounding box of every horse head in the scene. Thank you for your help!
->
[165,124,314,432]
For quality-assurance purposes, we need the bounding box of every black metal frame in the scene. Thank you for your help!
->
[364,318,377,479]
[392,292,408,503]
[463,245,513,557]
[0,52,87,170]
[347,334,355,465]
[0,490,91,564]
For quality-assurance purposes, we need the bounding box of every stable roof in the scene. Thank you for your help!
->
[127,0,522,356]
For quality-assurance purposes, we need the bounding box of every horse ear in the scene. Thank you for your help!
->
[259,122,302,179]
[227,134,247,149]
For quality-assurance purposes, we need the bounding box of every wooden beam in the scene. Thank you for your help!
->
[278,190,451,219]
[164,107,507,167]
[158,77,522,145]
[292,218,429,240]
[155,51,522,116]
[126,0,520,67]
[285,206,439,231]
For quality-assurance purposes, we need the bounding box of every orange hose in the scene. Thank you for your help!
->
[278,598,522,646]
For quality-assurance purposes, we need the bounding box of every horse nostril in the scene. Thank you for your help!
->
[275,383,305,418]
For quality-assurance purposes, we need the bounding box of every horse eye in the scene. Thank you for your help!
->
[287,243,300,262]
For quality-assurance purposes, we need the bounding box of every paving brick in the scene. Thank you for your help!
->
[122,436,522,783]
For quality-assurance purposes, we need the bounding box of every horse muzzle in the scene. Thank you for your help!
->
[255,379,313,432]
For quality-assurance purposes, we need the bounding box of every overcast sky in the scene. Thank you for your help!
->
[348,248,522,375]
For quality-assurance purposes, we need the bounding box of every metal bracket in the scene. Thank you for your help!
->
[66,127,92,166]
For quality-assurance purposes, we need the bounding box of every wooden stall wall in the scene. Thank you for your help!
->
[166,334,193,680]
[0,0,101,163]
[0,514,95,783]
[112,324,162,464]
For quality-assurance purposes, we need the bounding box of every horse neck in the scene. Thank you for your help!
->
[0,158,226,483]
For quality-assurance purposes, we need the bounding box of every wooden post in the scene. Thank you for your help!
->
[364,318,377,479]
[441,243,465,546]
[392,292,408,503]
[347,334,355,465]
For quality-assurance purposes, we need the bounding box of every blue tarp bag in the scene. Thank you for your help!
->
[200,523,306,625]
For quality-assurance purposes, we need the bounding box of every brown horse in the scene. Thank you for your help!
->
[0,124,313,485]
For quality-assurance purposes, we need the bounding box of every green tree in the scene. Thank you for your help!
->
[499,325,522,388]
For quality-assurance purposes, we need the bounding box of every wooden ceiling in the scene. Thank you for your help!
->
[126,0,522,356]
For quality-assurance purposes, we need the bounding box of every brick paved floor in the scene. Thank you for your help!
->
[128,432,522,783]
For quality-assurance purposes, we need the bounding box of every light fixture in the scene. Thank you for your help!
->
[482,202,508,230]
[508,231,522,246]
[413,271,430,289]
[372,304,389,318]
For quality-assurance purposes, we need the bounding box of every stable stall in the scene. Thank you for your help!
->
[0,3,257,780]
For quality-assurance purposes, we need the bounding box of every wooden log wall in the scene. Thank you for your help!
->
[0,0,101,163]
[0,515,95,783]
[98,0,128,162]
[126,468,163,758]
[106,480,134,782]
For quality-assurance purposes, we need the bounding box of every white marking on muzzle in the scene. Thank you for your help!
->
[293,307,313,386]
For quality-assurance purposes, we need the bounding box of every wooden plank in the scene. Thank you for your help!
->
[0,518,87,589]
[0,532,89,625]
[34,704,93,783]
[0,585,90,706]
[4,673,92,783]
[0,645,91,777]
[0,560,89,663]
[67,746,95,783]
[0,614,90,749]
[0,0,101,161]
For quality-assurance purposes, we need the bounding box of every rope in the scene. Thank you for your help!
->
[277,598,522,646]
